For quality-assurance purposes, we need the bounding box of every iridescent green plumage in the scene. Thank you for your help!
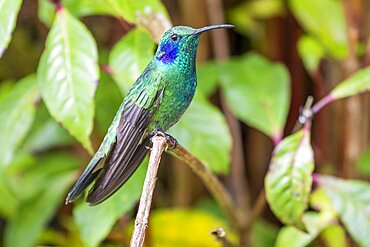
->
[66,24,233,205]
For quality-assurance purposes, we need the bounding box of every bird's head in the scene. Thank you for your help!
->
[155,24,233,66]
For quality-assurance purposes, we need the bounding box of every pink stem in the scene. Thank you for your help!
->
[312,94,334,114]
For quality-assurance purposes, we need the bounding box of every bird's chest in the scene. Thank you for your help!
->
[151,77,196,131]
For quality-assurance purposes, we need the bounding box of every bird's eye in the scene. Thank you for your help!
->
[170,33,180,43]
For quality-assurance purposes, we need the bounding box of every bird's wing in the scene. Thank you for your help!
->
[66,69,163,204]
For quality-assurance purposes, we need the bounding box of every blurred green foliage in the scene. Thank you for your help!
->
[109,27,155,93]
[219,52,290,141]
[0,0,369,247]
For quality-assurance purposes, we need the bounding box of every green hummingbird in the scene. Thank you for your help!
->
[66,24,233,205]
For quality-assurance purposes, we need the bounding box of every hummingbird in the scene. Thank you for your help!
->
[66,24,234,205]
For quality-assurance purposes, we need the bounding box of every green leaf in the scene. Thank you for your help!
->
[276,225,313,247]
[0,173,17,218]
[358,146,370,176]
[74,162,147,247]
[251,219,278,247]
[109,27,155,94]
[0,79,15,100]
[22,104,75,153]
[111,0,169,24]
[4,153,79,247]
[62,0,171,42]
[62,0,121,18]
[63,0,169,21]
[316,175,370,247]
[37,8,99,153]
[197,61,220,96]
[276,210,335,247]
[289,0,348,59]
[227,0,284,37]
[331,66,370,100]
[320,225,346,247]
[147,208,238,247]
[0,0,22,57]
[37,0,56,27]
[169,94,232,173]
[298,35,325,71]
[265,129,314,225]
[220,52,290,141]
[0,75,39,167]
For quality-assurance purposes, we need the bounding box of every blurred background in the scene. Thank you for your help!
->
[0,0,369,246]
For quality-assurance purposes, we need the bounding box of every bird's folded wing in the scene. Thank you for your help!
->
[86,101,152,205]
[66,70,164,204]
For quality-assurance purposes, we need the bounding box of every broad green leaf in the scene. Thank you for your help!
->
[74,162,147,247]
[197,62,220,96]
[316,175,370,247]
[37,0,56,27]
[227,0,284,37]
[63,0,120,17]
[63,0,167,21]
[251,219,278,247]
[265,129,314,225]
[320,225,346,247]
[38,0,171,41]
[109,28,154,94]
[220,52,290,141]
[4,152,35,177]
[63,0,171,41]
[309,188,336,214]
[0,79,15,100]
[276,189,337,247]
[275,225,313,247]
[146,208,238,247]
[0,173,17,218]
[37,8,99,153]
[169,94,232,173]
[298,35,325,71]
[4,154,79,247]
[0,75,39,167]
[289,0,348,59]
[358,146,370,176]
[110,0,169,24]
[22,104,74,153]
[331,66,370,100]
[276,210,335,247]
[0,0,22,57]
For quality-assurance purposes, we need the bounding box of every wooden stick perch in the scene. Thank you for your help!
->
[130,136,167,247]
[130,135,240,247]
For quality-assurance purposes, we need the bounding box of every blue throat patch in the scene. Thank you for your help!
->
[156,41,178,64]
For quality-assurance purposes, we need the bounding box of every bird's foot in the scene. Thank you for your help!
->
[151,130,177,150]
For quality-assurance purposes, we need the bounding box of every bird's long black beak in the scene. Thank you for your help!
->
[193,24,234,35]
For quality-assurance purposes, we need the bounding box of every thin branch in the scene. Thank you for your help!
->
[312,94,334,114]
[130,136,167,247]
[169,142,241,228]
[243,189,266,233]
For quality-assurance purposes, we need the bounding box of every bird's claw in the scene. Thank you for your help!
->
[151,130,177,150]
